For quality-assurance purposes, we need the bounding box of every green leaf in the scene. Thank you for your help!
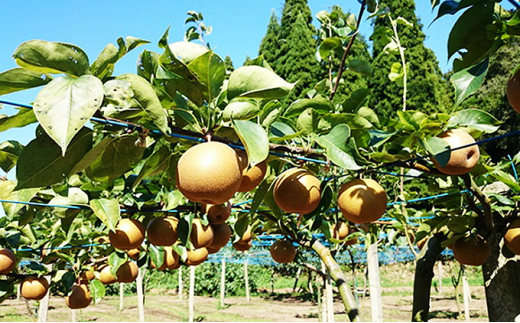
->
[187,50,226,102]
[448,3,495,71]
[158,31,205,106]
[90,198,121,232]
[227,66,295,100]
[284,96,334,117]
[0,107,38,132]
[132,145,172,189]
[91,37,150,80]
[49,187,89,218]
[388,62,404,85]
[348,59,372,76]
[89,279,106,305]
[296,108,320,136]
[448,108,500,133]
[33,75,103,155]
[422,137,450,167]
[169,41,209,64]
[269,122,302,143]
[116,74,170,135]
[342,88,370,113]
[13,40,89,76]
[223,98,261,121]
[317,37,342,61]
[398,110,428,131]
[108,252,127,276]
[0,140,23,172]
[249,177,272,216]
[490,170,520,193]
[148,244,164,269]
[311,124,361,170]
[450,58,489,107]
[232,120,269,166]
[0,68,51,95]
[15,127,93,189]
[85,136,146,183]
[0,181,39,218]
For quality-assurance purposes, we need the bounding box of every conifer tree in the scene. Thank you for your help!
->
[259,0,319,101]
[258,10,281,67]
[368,0,451,118]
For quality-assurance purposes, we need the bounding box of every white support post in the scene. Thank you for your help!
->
[220,258,226,308]
[179,266,184,300]
[244,256,250,302]
[321,261,328,322]
[367,241,383,322]
[136,268,145,322]
[437,261,443,294]
[462,270,471,321]
[119,283,124,310]
[71,309,77,322]
[189,265,196,322]
[37,264,52,322]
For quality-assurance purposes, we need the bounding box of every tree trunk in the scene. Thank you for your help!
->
[482,213,520,321]
[412,233,445,322]
[302,236,359,322]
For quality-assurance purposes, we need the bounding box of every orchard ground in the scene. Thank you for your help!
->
[0,262,488,322]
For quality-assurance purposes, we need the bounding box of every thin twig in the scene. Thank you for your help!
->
[330,0,367,101]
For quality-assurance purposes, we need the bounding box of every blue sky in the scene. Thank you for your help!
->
[0,0,458,149]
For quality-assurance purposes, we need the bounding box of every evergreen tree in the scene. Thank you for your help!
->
[259,0,319,101]
[224,55,234,79]
[368,0,451,119]
[258,10,281,67]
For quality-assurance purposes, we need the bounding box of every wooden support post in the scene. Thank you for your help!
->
[220,258,226,308]
[136,268,145,322]
[179,266,183,300]
[189,265,195,322]
[71,309,77,322]
[119,283,124,310]
[244,256,250,302]
[326,270,334,322]
[293,267,301,293]
[37,264,52,322]
[367,241,383,322]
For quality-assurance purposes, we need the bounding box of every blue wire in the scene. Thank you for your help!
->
[508,155,519,181]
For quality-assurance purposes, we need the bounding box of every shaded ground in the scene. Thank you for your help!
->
[0,285,487,322]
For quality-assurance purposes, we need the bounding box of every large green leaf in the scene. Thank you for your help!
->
[317,37,342,61]
[450,58,489,107]
[33,75,104,155]
[0,140,23,172]
[116,74,169,134]
[421,137,450,167]
[0,181,39,218]
[49,187,89,218]
[15,127,93,190]
[69,137,114,175]
[448,108,500,133]
[232,120,269,166]
[187,50,226,102]
[227,66,295,100]
[89,279,106,305]
[90,198,121,232]
[0,107,38,132]
[132,145,172,189]
[269,121,302,143]
[158,29,204,106]
[448,3,495,71]
[91,36,150,80]
[85,136,146,183]
[0,68,51,95]
[13,40,89,76]
[169,41,209,64]
[222,98,261,121]
[284,96,334,117]
[311,124,361,170]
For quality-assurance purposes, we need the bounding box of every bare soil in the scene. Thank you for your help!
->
[0,286,487,322]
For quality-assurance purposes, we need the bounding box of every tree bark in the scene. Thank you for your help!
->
[482,213,520,321]
[412,233,445,322]
[300,236,359,322]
